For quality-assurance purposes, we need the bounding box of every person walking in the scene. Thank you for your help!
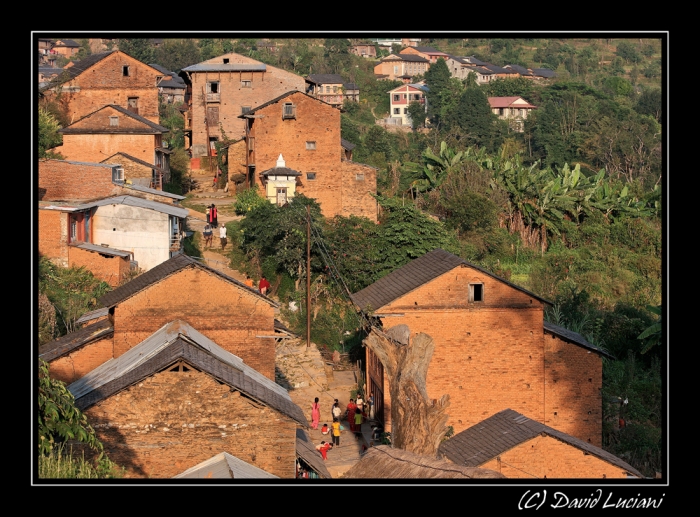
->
[368,393,375,420]
[354,405,364,438]
[346,398,357,433]
[211,204,218,228]
[311,397,321,430]
[332,399,342,423]
[244,275,254,288]
[331,418,341,448]
[259,276,271,296]
[203,223,213,248]
[219,224,227,250]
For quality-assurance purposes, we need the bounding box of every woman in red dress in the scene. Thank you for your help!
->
[346,398,357,433]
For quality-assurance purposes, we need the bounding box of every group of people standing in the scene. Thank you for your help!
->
[203,204,226,249]
[312,393,375,460]
[244,275,271,296]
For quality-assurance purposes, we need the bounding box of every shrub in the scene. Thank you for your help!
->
[234,185,268,215]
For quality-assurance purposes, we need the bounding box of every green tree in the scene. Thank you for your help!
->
[483,77,534,98]
[153,39,201,72]
[117,38,155,63]
[615,40,642,64]
[635,87,662,122]
[423,57,452,127]
[407,100,427,130]
[446,86,498,150]
[39,108,64,159]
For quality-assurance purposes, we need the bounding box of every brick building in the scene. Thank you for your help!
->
[65,320,308,478]
[56,105,171,175]
[179,52,305,158]
[399,45,449,64]
[42,50,162,124]
[100,152,170,190]
[438,409,642,479]
[374,54,429,81]
[241,91,377,221]
[305,74,345,107]
[351,249,612,446]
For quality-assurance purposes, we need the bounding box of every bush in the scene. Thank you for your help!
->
[234,185,268,215]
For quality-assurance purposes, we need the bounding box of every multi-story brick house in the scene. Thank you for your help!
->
[51,39,80,58]
[240,90,377,221]
[488,96,537,132]
[351,248,612,446]
[41,50,162,124]
[305,74,345,107]
[349,43,376,58]
[399,45,449,64]
[438,409,642,479]
[374,54,429,81]
[388,83,428,126]
[179,52,305,159]
[149,63,186,105]
[56,104,171,177]
[63,319,308,478]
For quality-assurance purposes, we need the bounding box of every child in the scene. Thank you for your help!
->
[316,441,332,461]
[354,404,363,438]
[331,418,341,447]
[321,423,329,435]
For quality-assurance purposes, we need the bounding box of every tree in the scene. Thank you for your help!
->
[153,39,201,72]
[446,86,498,149]
[38,108,64,158]
[406,100,427,130]
[423,57,452,127]
[117,38,155,63]
[615,40,642,64]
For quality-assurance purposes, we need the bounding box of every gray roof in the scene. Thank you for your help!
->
[68,319,308,426]
[461,56,487,66]
[60,104,169,134]
[260,166,301,177]
[101,151,166,174]
[54,39,80,47]
[438,409,642,478]
[75,307,109,325]
[98,253,277,309]
[74,242,132,258]
[343,83,358,91]
[48,51,114,82]
[39,319,114,362]
[544,321,615,359]
[120,183,185,201]
[350,248,551,311]
[382,54,428,63]
[505,64,532,76]
[340,138,356,151]
[407,83,429,92]
[532,68,556,78]
[240,90,328,117]
[274,319,298,338]
[173,452,278,479]
[75,195,189,218]
[483,64,516,74]
[306,73,344,85]
[295,429,332,478]
[181,63,267,73]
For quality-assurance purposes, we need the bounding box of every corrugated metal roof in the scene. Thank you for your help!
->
[173,452,278,478]
[101,152,167,174]
[122,183,185,200]
[68,320,307,425]
[544,321,615,359]
[75,195,189,218]
[74,242,132,257]
[438,409,643,478]
[295,428,332,478]
[181,63,267,72]
[76,307,109,325]
[39,319,113,362]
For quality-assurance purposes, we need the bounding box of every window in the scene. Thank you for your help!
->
[393,94,400,101]
[112,167,124,183]
[223,58,230,64]
[283,103,296,119]
[70,218,77,242]
[333,85,338,93]
[122,65,130,76]
[241,80,251,88]
[325,85,331,93]
[241,106,251,115]
[207,81,219,94]
[306,141,316,150]
[393,108,400,115]
[306,172,316,180]
[404,108,408,114]
[109,116,119,126]
[499,108,504,116]
[356,173,365,181]
[127,97,139,114]
[469,283,484,302]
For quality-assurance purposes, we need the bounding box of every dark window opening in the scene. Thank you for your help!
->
[122,65,130,76]
[307,172,316,180]
[469,283,484,302]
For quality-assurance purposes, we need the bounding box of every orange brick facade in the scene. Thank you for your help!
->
[39,160,122,202]
[366,264,603,446]
[68,246,130,288]
[54,51,161,124]
[49,335,114,384]
[111,267,277,380]
[81,369,297,478]
[38,209,69,265]
[477,435,630,478]
[247,92,377,221]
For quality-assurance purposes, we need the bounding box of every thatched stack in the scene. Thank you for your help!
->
[340,445,506,479]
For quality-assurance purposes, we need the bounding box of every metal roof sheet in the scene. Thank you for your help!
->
[39,319,114,362]
[75,195,189,218]
[121,183,185,200]
[75,307,109,325]
[295,428,332,478]
[544,321,615,359]
[74,242,132,257]
[173,452,278,478]
[181,63,267,72]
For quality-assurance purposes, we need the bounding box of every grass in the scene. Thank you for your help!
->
[38,444,124,479]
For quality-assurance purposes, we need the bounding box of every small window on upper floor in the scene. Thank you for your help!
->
[306,141,316,150]
[393,94,400,101]
[223,58,230,64]
[283,103,296,119]
[307,172,316,180]
[122,65,130,77]
[469,283,484,302]
[241,106,251,115]
[356,173,365,181]
[242,80,252,88]
[109,116,119,126]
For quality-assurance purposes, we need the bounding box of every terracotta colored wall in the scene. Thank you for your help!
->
[48,335,114,385]
[38,209,69,265]
[112,267,277,379]
[39,160,121,202]
[58,133,158,166]
[68,246,131,288]
[478,435,632,479]
[82,369,297,478]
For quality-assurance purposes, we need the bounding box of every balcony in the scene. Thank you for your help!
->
[206,92,221,103]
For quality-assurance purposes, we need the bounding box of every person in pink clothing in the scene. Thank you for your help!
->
[311,397,320,430]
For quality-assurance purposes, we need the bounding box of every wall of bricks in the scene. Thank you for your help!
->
[38,209,68,265]
[39,160,121,202]
[189,53,306,155]
[544,334,603,447]
[111,267,277,380]
[478,434,631,478]
[59,129,160,165]
[101,155,154,183]
[82,369,297,478]
[59,51,160,124]
[68,245,131,288]
[48,335,114,384]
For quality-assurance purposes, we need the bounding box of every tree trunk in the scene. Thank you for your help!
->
[363,325,450,456]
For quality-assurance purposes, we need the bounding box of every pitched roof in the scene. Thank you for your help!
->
[75,195,189,218]
[487,96,537,109]
[73,242,132,258]
[39,318,114,362]
[340,138,356,151]
[173,452,278,479]
[341,445,505,479]
[350,248,551,311]
[240,90,330,117]
[532,68,556,78]
[482,64,517,74]
[260,166,301,177]
[343,83,358,90]
[295,429,332,478]
[181,63,267,73]
[54,39,80,47]
[68,319,308,426]
[505,64,533,76]
[98,253,278,309]
[438,409,642,478]
[119,182,186,201]
[59,104,169,134]
[100,152,166,174]
[544,321,615,359]
[306,74,344,84]
[75,307,109,325]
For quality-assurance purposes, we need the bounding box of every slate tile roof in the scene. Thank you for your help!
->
[306,73,344,84]
[38,319,114,362]
[350,248,550,312]
[100,151,167,174]
[532,68,556,78]
[98,253,278,309]
[73,242,132,258]
[75,195,189,218]
[437,408,643,478]
[340,138,356,151]
[239,90,329,117]
[544,321,615,359]
[59,104,169,134]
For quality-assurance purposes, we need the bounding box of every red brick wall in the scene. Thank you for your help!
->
[478,435,631,478]
[82,369,297,478]
[101,155,153,182]
[38,209,69,265]
[39,160,121,202]
[112,267,277,379]
[544,333,603,446]
[59,132,159,164]
[61,52,160,124]
[48,335,114,384]
[68,246,131,288]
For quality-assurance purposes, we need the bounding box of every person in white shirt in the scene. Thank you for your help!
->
[219,225,227,250]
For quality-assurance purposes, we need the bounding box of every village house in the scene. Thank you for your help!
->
[488,96,537,132]
[179,52,306,160]
[149,63,187,105]
[371,38,420,48]
[343,83,360,103]
[41,50,162,125]
[64,319,308,478]
[349,43,376,58]
[388,83,428,126]
[305,74,345,107]
[374,54,429,81]
[240,90,378,221]
[438,409,642,479]
[55,104,171,178]
[99,151,170,190]
[351,248,611,446]
[51,39,80,58]
[400,45,449,64]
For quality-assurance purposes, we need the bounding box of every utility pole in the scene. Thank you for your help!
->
[306,205,311,348]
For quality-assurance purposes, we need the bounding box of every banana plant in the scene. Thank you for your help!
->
[410,141,468,194]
